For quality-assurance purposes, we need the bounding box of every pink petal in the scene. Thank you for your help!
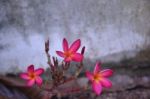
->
[101,69,113,77]
[27,65,34,73]
[27,79,35,87]
[85,71,94,81]
[92,81,102,95]
[35,76,43,86]
[72,53,83,62]
[69,39,81,52]
[63,38,69,51]
[94,62,101,74]
[20,73,30,80]
[35,68,44,75]
[64,57,72,62]
[56,51,64,57]
[100,78,112,88]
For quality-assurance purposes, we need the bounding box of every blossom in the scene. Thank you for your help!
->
[20,65,44,87]
[86,62,113,95]
[56,38,83,62]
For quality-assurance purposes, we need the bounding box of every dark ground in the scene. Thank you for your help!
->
[0,49,150,99]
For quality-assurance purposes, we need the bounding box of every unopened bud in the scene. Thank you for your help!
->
[81,46,85,55]
[45,39,49,52]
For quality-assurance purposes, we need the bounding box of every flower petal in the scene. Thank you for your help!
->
[101,69,113,77]
[27,65,34,73]
[64,57,72,62]
[20,73,30,80]
[35,68,44,75]
[63,38,69,51]
[69,39,81,52]
[94,62,101,74]
[72,53,83,62]
[35,76,43,86]
[92,81,102,95]
[100,78,112,88]
[56,51,64,57]
[27,79,35,87]
[85,71,93,81]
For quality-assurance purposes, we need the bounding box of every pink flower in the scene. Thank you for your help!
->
[56,38,83,62]
[86,62,113,95]
[20,65,44,87]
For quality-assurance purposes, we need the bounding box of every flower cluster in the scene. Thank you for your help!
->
[20,38,113,96]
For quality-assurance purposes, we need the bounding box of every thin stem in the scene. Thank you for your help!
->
[75,61,83,77]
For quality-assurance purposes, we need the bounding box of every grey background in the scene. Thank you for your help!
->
[0,0,150,73]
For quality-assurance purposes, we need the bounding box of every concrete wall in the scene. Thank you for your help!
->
[0,0,150,73]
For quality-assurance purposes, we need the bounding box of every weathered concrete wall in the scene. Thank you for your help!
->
[0,0,150,73]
